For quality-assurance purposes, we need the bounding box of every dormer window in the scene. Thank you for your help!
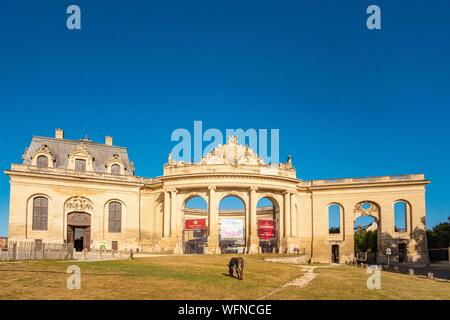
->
[75,159,86,172]
[36,155,49,168]
[111,164,121,175]
[30,145,54,168]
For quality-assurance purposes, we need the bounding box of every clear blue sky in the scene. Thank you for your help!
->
[0,0,449,236]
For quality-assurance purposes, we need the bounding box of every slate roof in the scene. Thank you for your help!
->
[22,136,134,176]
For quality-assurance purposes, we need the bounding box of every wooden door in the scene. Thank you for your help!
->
[67,226,74,244]
[84,227,91,251]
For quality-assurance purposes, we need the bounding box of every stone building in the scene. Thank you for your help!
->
[4,129,430,263]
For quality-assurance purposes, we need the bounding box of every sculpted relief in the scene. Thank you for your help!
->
[65,196,94,214]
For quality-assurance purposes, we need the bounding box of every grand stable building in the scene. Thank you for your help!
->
[5,129,430,263]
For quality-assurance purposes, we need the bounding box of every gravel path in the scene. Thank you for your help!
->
[259,264,340,299]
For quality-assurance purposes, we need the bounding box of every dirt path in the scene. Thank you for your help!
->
[259,264,339,300]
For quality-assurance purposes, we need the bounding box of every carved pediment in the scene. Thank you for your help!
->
[32,144,53,158]
[199,136,265,166]
[65,196,94,213]
[106,153,124,168]
[68,143,93,158]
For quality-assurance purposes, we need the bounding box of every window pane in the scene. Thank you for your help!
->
[37,155,48,168]
[33,197,48,231]
[111,164,121,175]
[75,159,86,172]
[109,202,122,232]
[394,202,407,232]
[328,204,341,234]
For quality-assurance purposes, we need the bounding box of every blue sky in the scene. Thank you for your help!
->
[0,1,449,236]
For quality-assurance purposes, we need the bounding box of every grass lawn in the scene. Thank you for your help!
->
[0,255,448,300]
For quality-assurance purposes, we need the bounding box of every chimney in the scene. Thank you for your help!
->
[55,128,64,139]
[105,136,113,146]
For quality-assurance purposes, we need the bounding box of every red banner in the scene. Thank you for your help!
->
[258,220,275,240]
[185,219,207,230]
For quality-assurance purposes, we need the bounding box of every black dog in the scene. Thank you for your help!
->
[228,257,244,280]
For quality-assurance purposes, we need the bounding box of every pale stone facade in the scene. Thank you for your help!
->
[4,130,430,263]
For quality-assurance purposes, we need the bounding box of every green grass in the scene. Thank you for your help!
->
[0,255,448,300]
[270,265,450,300]
[0,255,301,300]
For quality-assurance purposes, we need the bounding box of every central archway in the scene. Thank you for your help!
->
[218,195,246,254]
[67,212,91,252]
[353,201,380,264]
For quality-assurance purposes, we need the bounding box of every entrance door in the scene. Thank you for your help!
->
[67,212,91,251]
[332,245,340,263]
[74,228,85,252]
[398,243,407,263]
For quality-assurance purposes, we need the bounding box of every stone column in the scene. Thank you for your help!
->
[170,189,178,235]
[249,186,259,254]
[290,192,297,237]
[170,189,182,254]
[207,186,219,253]
[284,191,291,238]
[163,191,171,238]
[278,194,284,252]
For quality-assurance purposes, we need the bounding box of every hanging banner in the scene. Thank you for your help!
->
[258,220,275,240]
[185,219,207,230]
[220,219,244,239]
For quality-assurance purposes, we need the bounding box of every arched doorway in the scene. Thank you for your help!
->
[218,195,246,254]
[67,212,91,251]
[353,201,380,263]
[183,196,208,254]
[257,197,280,253]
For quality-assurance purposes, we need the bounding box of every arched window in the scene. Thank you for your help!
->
[328,204,341,234]
[36,155,49,168]
[394,201,407,232]
[111,164,121,175]
[32,197,48,231]
[108,202,122,233]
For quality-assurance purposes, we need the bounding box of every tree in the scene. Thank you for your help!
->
[355,230,377,253]
[427,218,450,249]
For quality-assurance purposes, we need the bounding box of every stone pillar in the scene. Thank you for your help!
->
[170,189,178,235]
[207,186,219,253]
[163,191,171,238]
[284,191,291,238]
[249,187,259,254]
[290,192,297,237]
[170,189,182,254]
[278,194,284,253]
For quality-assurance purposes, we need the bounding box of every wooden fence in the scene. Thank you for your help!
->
[0,241,74,261]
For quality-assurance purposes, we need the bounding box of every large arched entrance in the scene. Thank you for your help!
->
[218,195,246,254]
[67,212,91,251]
[257,197,280,253]
[65,196,94,252]
[353,201,380,263]
[183,196,208,254]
